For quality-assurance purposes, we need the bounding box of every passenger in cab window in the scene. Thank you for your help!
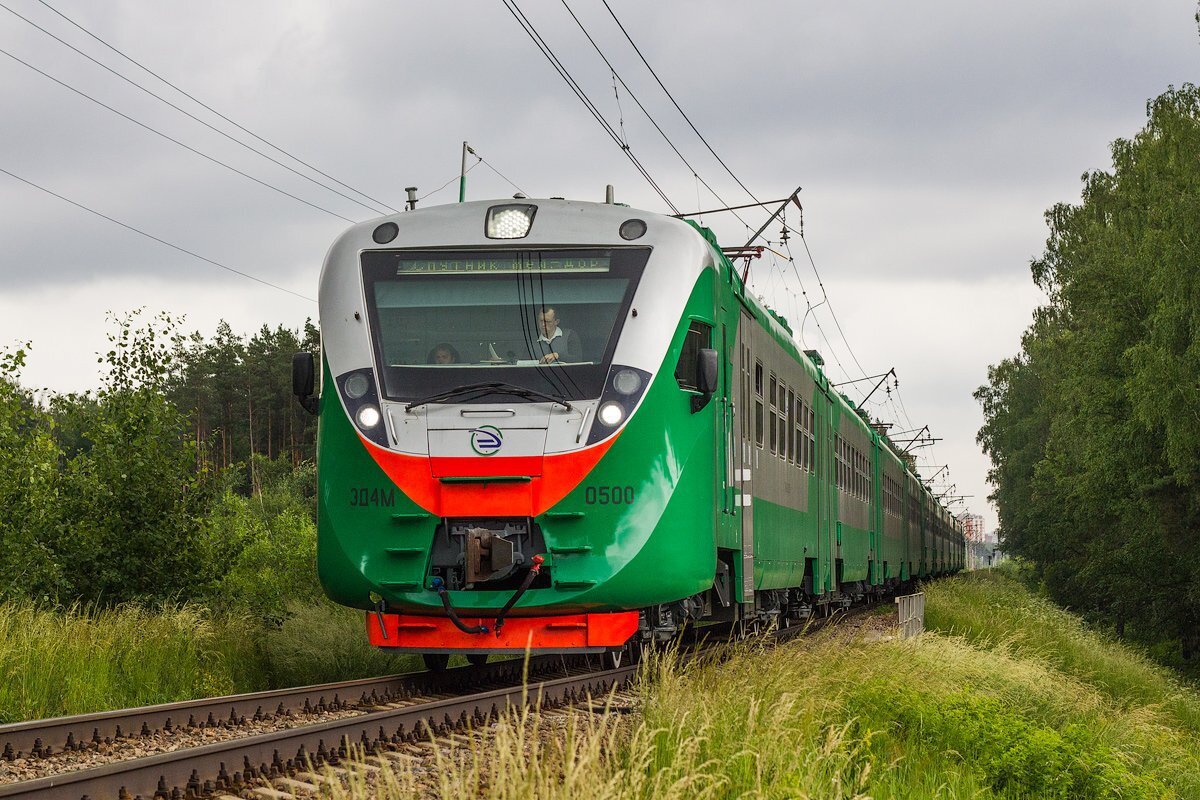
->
[426,343,459,364]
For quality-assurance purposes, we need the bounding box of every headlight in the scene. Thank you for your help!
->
[344,372,371,399]
[485,204,536,239]
[598,401,625,427]
[613,369,642,395]
[357,406,381,428]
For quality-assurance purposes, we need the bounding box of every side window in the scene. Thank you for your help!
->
[754,361,764,448]
[835,436,843,489]
[768,374,778,454]
[786,389,795,465]
[793,397,801,468]
[674,321,711,390]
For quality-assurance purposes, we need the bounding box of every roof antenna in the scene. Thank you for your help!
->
[405,187,418,210]
[605,184,615,204]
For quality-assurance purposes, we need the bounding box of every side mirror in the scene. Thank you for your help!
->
[692,348,719,412]
[292,352,318,415]
[698,348,719,395]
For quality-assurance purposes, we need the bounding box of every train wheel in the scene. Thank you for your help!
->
[467,654,489,667]
[422,653,450,672]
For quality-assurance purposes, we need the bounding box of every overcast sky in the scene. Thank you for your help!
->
[1,1,1198,532]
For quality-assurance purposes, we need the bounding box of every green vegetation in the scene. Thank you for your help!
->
[976,82,1200,666]
[0,600,426,723]
[0,602,263,723]
[0,312,389,721]
[336,570,1200,799]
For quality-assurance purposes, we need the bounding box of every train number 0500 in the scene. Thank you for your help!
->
[584,485,635,505]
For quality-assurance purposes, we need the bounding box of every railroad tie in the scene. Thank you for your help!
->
[248,788,294,800]
[273,776,321,796]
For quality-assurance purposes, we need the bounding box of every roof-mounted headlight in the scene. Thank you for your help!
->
[485,204,536,239]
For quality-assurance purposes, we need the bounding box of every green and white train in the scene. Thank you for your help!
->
[292,195,964,667]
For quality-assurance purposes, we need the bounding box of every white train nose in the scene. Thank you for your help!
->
[425,403,552,476]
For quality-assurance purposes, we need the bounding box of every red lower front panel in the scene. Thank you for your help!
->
[366,611,640,654]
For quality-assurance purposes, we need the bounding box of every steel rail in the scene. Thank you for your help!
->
[0,653,586,761]
[0,665,635,800]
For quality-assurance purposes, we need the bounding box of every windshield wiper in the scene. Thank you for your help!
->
[405,381,574,412]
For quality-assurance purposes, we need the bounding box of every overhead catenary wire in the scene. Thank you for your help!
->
[0,165,315,302]
[593,0,893,416]
[557,0,754,231]
[0,0,390,217]
[34,0,400,214]
[497,0,680,214]
[0,45,358,224]
[601,0,761,206]
[593,0,883,394]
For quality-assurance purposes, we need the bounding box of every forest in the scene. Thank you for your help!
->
[0,310,320,616]
[977,83,1200,666]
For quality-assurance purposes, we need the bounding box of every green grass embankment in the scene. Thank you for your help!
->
[340,569,1200,800]
[0,601,420,723]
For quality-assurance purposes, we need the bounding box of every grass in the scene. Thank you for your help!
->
[258,601,422,687]
[327,570,1200,800]
[0,601,265,723]
[924,566,1200,733]
[0,599,422,723]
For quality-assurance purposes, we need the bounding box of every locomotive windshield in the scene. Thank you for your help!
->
[361,248,649,402]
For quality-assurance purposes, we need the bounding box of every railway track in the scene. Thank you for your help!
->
[0,654,628,800]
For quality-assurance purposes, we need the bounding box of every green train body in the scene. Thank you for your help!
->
[304,198,964,656]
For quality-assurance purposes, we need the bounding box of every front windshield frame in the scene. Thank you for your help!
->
[360,246,650,403]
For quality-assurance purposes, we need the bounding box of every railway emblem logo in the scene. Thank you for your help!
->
[469,426,504,456]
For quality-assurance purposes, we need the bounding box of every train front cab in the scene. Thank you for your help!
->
[311,200,725,660]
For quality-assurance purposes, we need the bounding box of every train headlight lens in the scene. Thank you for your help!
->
[344,373,371,399]
[485,204,536,239]
[613,369,641,395]
[619,218,647,240]
[598,401,624,427]
[372,222,399,244]
[357,405,381,428]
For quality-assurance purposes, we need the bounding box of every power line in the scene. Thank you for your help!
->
[796,231,870,379]
[34,0,399,214]
[0,45,358,224]
[0,165,315,302]
[0,0,390,217]
[602,0,879,402]
[558,0,754,231]
[498,0,679,213]
[601,0,761,205]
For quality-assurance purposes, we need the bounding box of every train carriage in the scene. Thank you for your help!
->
[293,195,963,666]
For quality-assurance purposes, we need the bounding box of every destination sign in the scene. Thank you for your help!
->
[388,255,611,275]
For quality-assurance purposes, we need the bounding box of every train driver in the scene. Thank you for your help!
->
[534,306,582,364]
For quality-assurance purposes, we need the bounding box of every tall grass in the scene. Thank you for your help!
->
[259,602,421,687]
[330,571,1200,800]
[0,601,265,723]
[924,568,1200,733]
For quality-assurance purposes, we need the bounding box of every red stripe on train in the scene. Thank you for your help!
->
[361,437,618,517]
